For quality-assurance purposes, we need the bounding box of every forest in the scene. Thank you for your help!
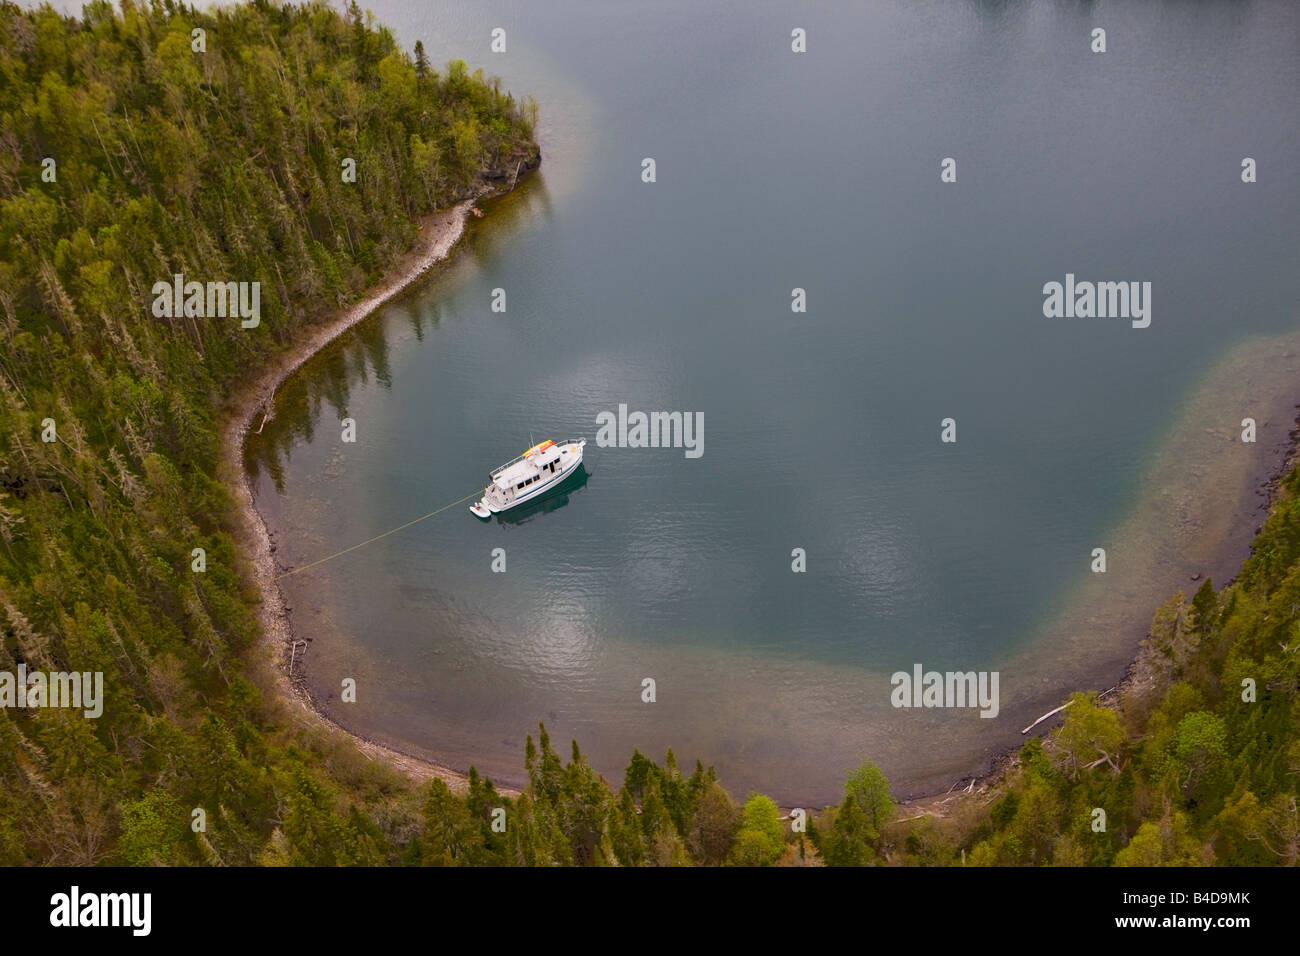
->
[0,1,1296,866]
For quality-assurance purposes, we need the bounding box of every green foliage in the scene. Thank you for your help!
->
[1054,692,1127,780]
[819,794,878,866]
[0,0,535,867]
[815,761,896,866]
[0,0,1296,871]
[844,760,896,835]
[927,461,1300,867]
[281,766,382,866]
[1113,806,1208,867]
[117,789,188,866]
[729,793,785,866]
[685,779,737,865]
[420,778,479,866]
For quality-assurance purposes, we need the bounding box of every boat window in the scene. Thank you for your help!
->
[517,482,525,490]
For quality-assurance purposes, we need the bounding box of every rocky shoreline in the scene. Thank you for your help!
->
[900,403,1300,819]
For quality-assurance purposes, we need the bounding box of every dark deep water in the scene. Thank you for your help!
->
[245,0,1300,803]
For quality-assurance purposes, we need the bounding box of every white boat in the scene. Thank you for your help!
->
[470,438,587,518]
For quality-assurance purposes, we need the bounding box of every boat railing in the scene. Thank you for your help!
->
[491,454,528,476]
[491,438,585,477]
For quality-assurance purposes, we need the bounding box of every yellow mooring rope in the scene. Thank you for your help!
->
[273,490,480,581]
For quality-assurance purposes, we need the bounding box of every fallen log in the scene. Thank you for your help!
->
[1021,699,1074,734]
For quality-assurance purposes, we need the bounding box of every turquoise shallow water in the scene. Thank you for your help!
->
[246,0,1300,802]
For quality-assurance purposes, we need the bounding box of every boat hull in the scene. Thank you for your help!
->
[471,438,586,518]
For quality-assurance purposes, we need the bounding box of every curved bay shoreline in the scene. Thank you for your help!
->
[902,398,1300,819]
[221,191,1300,810]
[220,189,522,796]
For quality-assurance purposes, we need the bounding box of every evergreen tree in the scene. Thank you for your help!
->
[414,40,430,81]
[421,778,479,866]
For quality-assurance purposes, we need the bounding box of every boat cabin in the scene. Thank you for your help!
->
[490,440,564,495]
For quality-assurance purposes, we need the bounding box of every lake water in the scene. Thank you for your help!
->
[247,0,1300,803]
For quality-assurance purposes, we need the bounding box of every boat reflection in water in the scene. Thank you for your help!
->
[494,464,589,525]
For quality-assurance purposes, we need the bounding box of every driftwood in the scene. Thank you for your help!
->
[1021,700,1074,734]
[1020,684,1121,735]
[1084,749,1121,773]
[288,640,307,677]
